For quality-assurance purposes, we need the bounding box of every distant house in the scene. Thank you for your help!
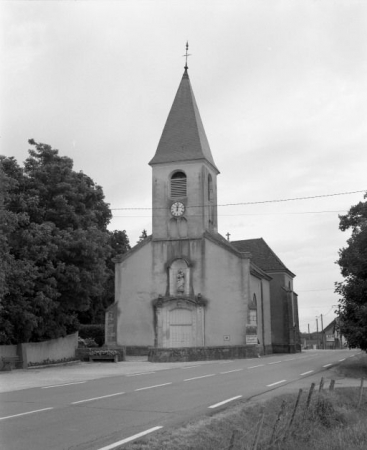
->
[321,319,346,349]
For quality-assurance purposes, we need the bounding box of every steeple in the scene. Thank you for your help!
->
[149,58,219,173]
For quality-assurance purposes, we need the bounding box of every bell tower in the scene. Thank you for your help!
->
[149,49,220,240]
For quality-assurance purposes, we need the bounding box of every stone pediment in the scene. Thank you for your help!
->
[151,294,207,308]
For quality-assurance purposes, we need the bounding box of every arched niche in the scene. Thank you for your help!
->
[169,258,190,297]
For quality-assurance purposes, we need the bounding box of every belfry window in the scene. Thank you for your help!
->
[170,171,187,198]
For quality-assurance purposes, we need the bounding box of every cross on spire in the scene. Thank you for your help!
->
[183,41,191,71]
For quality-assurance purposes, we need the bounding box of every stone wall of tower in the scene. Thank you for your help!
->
[152,160,218,240]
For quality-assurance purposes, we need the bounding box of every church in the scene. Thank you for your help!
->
[105,60,301,361]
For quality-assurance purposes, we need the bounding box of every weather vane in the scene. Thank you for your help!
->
[183,41,191,70]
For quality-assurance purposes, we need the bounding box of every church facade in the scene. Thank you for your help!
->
[105,65,300,359]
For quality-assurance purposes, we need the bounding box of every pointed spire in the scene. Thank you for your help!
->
[149,47,219,173]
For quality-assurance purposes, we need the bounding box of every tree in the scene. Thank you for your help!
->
[335,192,367,351]
[0,140,124,344]
[77,229,130,324]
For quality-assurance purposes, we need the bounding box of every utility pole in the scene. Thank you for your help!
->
[321,314,324,349]
[316,317,319,349]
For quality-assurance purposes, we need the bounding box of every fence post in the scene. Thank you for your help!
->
[252,410,265,450]
[227,430,237,450]
[357,378,364,408]
[306,383,315,410]
[318,377,324,392]
[329,379,335,392]
[269,400,286,446]
[283,389,302,441]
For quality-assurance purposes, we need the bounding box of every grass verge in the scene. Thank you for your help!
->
[121,353,367,450]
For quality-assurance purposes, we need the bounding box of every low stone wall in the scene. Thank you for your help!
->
[0,345,18,370]
[148,345,261,363]
[126,346,150,356]
[0,333,78,370]
[26,333,78,365]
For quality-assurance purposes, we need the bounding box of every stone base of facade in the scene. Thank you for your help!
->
[148,345,262,363]
[262,344,273,355]
[272,343,301,354]
[125,346,150,356]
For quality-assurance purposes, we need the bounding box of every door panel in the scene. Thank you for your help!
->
[169,308,192,347]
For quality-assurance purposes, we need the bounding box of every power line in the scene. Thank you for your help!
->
[110,189,366,211]
[298,288,335,293]
[111,209,347,218]
[1,189,364,212]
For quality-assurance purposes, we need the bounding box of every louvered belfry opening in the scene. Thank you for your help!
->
[170,171,187,198]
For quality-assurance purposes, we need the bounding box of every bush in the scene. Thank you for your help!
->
[79,324,105,347]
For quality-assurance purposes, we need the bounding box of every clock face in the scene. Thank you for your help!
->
[171,202,185,217]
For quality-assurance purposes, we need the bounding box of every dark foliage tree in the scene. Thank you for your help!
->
[335,193,367,351]
[0,140,126,344]
[77,229,130,324]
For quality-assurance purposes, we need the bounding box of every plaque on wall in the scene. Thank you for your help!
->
[246,335,258,345]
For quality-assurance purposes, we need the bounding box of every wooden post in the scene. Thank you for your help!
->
[269,400,286,446]
[319,377,324,392]
[227,430,237,450]
[306,383,315,410]
[252,410,265,450]
[289,389,303,429]
[357,378,364,408]
[283,389,302,442]
[329,379,335,391]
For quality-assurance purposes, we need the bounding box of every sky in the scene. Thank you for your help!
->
[1,0,367,333]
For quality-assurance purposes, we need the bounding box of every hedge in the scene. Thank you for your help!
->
[79,324,105,347]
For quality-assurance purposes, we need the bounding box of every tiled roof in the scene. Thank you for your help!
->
[149,69,219,173]
[231,238,295,277]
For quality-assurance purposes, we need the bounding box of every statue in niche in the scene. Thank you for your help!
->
[176,269,185,294]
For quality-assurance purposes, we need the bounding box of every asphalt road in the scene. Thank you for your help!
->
[0,349,359,450]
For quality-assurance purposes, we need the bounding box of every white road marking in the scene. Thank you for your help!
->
[96,426,163,450]
[248,364,264,369]
[0,407,54,421]
[219,361,233,364]
[268,361,282,365]
[181,365,202,369]
[126,372,156,377]
[284,358,295,361]
[71,392,124,404]
[267,380,286,387]
[135,383,172,391]
[323,364,332,368]
[339,358,346,362]
[208,395,242,409]
[184,374,215,382]
[220,369,243,374]
[300,370,314,376]
[42,381,86,389]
